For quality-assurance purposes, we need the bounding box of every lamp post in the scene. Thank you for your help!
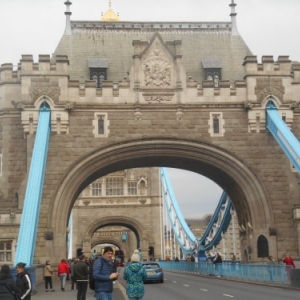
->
[293,205,300,256]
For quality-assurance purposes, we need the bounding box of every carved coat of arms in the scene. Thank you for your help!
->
[143,48,172,87]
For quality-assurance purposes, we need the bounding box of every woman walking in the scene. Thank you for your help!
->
[0,264,17,300]
[44,260,55,292]
[123,249,147,300]
[58,258,70,291]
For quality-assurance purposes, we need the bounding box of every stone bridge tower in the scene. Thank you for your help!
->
[0,1,300,265]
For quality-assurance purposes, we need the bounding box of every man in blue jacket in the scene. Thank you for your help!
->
[93,246,119,300]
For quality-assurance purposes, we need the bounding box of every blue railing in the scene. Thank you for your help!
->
[159,261,289,285]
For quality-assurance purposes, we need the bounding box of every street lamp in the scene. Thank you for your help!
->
[293,205,300,256]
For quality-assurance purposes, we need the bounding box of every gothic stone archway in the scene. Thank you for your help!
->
[42,138,273,263]
[82,216,146,260]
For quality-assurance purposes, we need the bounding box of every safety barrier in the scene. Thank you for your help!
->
[159,261,290,285]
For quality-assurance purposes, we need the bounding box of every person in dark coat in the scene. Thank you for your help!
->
[213,253,223,277]
[15,262,32,300]
[93,246,119,300]
[0,264,17,300]
[73,255,89,300]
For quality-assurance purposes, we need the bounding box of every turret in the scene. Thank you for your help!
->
[64,1,72,35]
[229,0,239,36]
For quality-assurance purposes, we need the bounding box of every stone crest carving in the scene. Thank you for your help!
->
[143,47,172,87]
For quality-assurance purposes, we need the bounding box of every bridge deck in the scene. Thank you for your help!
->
[33,279,125,299]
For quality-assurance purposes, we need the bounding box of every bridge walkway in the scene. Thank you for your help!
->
[33,278,126,299]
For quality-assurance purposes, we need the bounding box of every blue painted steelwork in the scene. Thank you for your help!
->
[14,102,51,266]
[160,168,196,254]
[197,192,232,254]
[159,261,289,285]
[266,101,300,173]
[160,168,232,256]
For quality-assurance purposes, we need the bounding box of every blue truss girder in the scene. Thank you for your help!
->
[14,103,51,266]
[160,168,232,256]
[160,168,196,255]
[197,192,232,253]
[266,101,300,174]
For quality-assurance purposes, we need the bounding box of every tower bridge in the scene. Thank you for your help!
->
[0,0,300,268]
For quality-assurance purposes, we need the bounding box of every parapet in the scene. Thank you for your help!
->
[243,55,292,77]
[0,55,69,82]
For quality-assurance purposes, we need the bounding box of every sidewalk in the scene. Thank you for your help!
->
[33,278,126,299]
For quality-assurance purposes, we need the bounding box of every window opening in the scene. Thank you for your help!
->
[106,178,124,195]
[0,241,12,262]
[128,182,138,195]
[257,235,269,258]
[91,183,102,196]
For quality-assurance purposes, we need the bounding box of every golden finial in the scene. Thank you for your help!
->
[101,0,120,22]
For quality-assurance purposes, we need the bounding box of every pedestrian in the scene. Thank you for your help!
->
[70,258,78,291]
[57,258,70,291]
[231,254,237,272]
[15,262,32,300]
[213,253,223,277]
[73,255,89,300]
[267,256,276,282]
[0,264,17,300]
[283,254,295,281]
[93,246,119,300]
[123,249,147,300]
[43,260,55,292]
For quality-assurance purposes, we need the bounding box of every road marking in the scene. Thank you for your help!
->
[183,284,189,287]
[172,281,177,283]
[200,288,208,292]
[223,294,234,298]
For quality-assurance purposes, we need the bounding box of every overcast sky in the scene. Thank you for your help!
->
[1,0,299,218]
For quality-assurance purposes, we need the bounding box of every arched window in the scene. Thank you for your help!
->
[257,235,269,258]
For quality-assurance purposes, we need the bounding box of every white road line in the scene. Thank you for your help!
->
[223,294,234,298]
[183,284,189,287]
[172,281,177,283]
[200,288,208,292]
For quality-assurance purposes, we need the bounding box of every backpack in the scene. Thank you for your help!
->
[89,259,102,290]
[89,257,117,290]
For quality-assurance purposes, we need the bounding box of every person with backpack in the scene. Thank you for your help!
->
[92,246,119,300]
[73,255,89,300]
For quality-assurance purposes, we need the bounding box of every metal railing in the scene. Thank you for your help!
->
[159,261,290,285]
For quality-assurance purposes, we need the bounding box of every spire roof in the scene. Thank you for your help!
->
[229,0,239,36]
[64,0,72,35]
[101,1,120,22]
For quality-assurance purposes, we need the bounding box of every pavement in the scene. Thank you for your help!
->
[33,278,127,299]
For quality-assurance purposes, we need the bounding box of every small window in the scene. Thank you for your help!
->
[128,182,137,195]
[213,115,220,134]
[91,183,102,196]
[98,118,105,135]
[209,112,225,137]
[90,68,107,88]
[0,241,13,262]
[93,112,110,138]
